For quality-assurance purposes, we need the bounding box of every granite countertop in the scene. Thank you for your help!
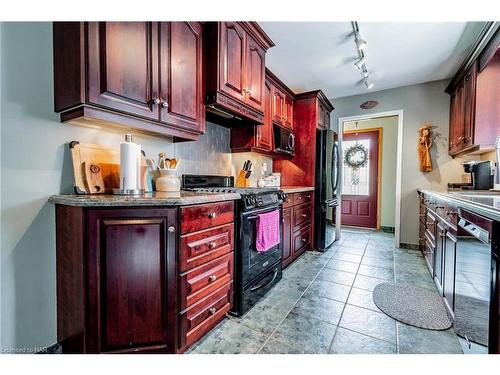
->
[49,191,241,207]
[418,189,500,221]
[280,186,315,194]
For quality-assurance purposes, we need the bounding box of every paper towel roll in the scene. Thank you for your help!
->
[120,134,138,190]
[136,143,142,190]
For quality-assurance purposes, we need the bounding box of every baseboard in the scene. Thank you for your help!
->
[399,242,419,251]
[380,226,395,233]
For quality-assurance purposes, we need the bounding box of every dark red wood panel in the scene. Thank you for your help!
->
[341,130,379,228]
[180,201,234,234]
[245,35,265,112]
[219,22,246,102]
[87,22,159,120]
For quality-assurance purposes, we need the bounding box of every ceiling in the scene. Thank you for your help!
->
[261,22,486,99]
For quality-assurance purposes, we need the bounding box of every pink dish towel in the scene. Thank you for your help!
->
[256,210,280,252]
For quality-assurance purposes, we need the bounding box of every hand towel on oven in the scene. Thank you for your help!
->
[256,209,280,252]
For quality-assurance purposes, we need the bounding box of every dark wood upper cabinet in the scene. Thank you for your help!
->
[256,81,273,150]
[87,22,160,121]
[446,26,499,156]
[284,95,294,129]
[272,87,285,124]
[53,22,205,141]
[245,35,266,113]
[267,69,295,129]
[218,22,247,103]
[205,22,274,127]
[159,22,205,134]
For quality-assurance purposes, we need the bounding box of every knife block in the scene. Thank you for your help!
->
[235,170,249,188]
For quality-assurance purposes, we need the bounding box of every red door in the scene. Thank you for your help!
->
[341,130,380,228]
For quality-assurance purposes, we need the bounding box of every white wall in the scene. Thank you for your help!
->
[344,116,398,228]
[332,80,464,245]
[0,22,271,351]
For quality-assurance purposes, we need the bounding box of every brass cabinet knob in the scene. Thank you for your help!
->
[152,98,161,105]
[168,226,175,233]
[161,101,169,109]
[302,238,307,243]
[209,241,217,249]
[208,307,217,315]
[301,214,307,218]
[208,275,217,282]
[208,212,217,219]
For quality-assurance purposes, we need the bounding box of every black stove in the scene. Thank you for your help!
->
[182,175,286,316]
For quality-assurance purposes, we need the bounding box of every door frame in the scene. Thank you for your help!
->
[338,110,404,247]
[342,127,383,229]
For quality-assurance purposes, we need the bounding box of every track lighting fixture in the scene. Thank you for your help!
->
[355,34,367,51]
[354,57,366,70]
[352,22,374,91]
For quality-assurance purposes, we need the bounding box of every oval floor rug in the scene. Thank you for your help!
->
[373,282,452,330]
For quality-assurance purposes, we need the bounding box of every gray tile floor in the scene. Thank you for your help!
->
[189,229,463,354]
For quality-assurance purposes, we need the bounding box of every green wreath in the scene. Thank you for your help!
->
[344,143,368,170]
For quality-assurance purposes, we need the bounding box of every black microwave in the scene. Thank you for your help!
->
[273,125,295,156]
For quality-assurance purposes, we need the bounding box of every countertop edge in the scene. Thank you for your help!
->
[48,193,242,207]
[417,189,500,222]
[280,186,315,193]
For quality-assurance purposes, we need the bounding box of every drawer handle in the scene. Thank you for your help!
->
[446,211,457,216]
[306,195,311,199]
[168,226,175,233]
[208,275,217,282]
[208,212,217,219]
[297,197,302,200]
[209,241,217,249]
[426,222,433,226]
[301,214,307,218]
[286,199,291,203]
[302,238,307,243]
[435,205,445,209]
[208,307,217,315]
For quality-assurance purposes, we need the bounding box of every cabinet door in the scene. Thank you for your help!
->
[159,22,204,133]
[434,221,445,293]
[87,22,160,120]
[324,110,330,130]
[283,96,294,129]
[272,86,285,124]
[218,22,246,103]
[245,34,265,112]
[443,230,457,312]
[282,207,293,268]
[256,81,273,150]
[455,83,465,152]
[449,92,458,153]
[86,208,177,353]
[463,62,477,149]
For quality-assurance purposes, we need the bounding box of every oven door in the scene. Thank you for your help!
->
[240,205,283,287]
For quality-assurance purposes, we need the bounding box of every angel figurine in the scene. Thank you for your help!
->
[418,124,433,172]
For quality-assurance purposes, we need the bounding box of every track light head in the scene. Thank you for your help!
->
[354,57,366,70]
[364,79,374,90]
[355,35,367,51]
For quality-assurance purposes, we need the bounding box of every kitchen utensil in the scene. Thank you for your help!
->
[235,170,247,188]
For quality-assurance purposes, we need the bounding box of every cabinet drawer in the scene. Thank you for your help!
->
[180,223,234,272]
[179,253,233,310]
[293,191,313,205]
[425,212,436,243]
[283,194,294,208]
[293,223,312,254]
[419,203,426,224]
[179,283,232,350]
[293,203,312,229]
[180,201,234,234]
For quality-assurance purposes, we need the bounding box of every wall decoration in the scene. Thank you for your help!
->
[360,100,379,110]
[344,142,369,186]
[418,123,433,172]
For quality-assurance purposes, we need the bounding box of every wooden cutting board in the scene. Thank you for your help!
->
[70,141,147,194]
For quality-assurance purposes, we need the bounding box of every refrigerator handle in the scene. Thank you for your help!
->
[331,142,340,194]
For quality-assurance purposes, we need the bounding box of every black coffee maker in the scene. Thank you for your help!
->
[463,161,493,190]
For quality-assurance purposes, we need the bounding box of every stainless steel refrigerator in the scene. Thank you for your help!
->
[314,128,341,251]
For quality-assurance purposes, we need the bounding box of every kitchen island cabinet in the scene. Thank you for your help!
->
[53,22,205,141]
[50,194,238,353]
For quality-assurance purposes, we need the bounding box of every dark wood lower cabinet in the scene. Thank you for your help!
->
[281,192,314,269]
[418,192,458,317]
[55,201,235,354]
[56,206,178,353]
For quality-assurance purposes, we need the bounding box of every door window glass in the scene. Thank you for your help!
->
[342,139,370,195]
